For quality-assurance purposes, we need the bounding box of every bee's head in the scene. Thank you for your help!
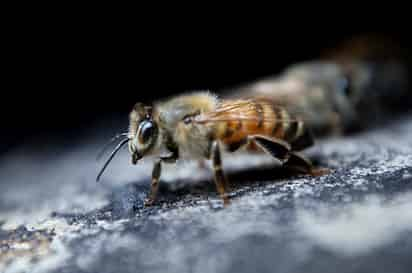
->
[96,102,159,182]
[128,103,158,164]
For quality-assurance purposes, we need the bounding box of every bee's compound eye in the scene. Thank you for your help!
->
[138,121,155,143]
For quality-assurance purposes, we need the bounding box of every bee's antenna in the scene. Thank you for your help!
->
[96,133,129,161]
[96,138,129,182]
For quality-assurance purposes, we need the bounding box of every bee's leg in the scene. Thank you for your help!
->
[283,151,329,176]
[251,135,329,176]
[250,135,291,161]
[211,141,230,206]
[144,160,162,207]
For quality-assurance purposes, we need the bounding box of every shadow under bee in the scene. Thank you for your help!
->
[154,158,326,204]
[55,156,327,224]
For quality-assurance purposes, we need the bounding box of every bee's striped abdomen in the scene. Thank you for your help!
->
[209,99,314,152]
[271,108,313,151]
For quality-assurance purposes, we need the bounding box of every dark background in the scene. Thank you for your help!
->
[2,21,410,153]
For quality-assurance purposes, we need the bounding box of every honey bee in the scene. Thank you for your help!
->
[96,35,409,206]
[96,92,326,206]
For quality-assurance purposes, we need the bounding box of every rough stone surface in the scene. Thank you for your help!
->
[1,114,412,273]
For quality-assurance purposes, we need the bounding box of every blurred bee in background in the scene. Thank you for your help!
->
[231,35,410,137]
[96,35,410,206]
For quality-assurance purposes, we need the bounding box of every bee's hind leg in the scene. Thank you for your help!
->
[211,141,230,206]
[250,135,291,161]
[251,135,328,176]
[144,160,162,207]
[283,151,329,176]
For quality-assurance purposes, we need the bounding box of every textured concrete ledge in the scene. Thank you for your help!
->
[1,115,412,273]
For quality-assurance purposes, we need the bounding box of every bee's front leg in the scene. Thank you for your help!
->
[211,141,230,206]
[144,151,178,207]
[144,160,162,207]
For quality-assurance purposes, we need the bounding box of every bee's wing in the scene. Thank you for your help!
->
[218,64,350,135]
[194,99,305,124]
